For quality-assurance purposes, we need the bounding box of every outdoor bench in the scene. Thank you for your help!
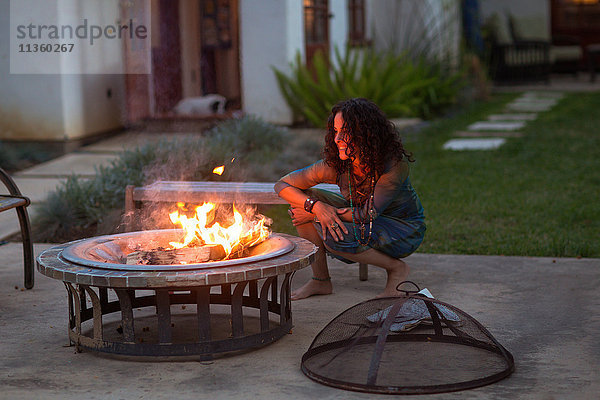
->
[124,181,369,280]
[0,167,34,289]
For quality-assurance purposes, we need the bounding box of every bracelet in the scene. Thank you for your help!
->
[311,276,331,282]
[304,196,319,213]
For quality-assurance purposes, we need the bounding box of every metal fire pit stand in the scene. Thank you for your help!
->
[37,234,316,359]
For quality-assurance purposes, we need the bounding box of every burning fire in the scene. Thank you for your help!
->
[212,165,225,175]
[168,202,270,259]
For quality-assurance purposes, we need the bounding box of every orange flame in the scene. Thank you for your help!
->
[168,202,270,258]
[212,165,225,175]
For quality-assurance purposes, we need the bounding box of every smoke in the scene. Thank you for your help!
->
[116,117,317,235]
[115,135,273,232]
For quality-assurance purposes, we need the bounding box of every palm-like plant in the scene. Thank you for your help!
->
[273,46,463,127]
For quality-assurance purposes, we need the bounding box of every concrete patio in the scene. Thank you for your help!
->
[1,242,599,399]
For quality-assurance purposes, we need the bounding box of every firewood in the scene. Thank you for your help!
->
[126,244,226,265]
[228,229,267,258]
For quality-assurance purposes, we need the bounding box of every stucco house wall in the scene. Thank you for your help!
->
[329,0,349,60]
[0,0,65,141]
[239,0,301,125]
[0,0,125,143]
[239,0,350,126]
[367,0,461,66]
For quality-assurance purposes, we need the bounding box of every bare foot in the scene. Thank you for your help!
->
[291,279,333,300]
[376,260,409,298]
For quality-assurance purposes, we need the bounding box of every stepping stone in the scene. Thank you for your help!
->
[455,131,523,138]
[511,98,558,106]
[520,91,564,99]
[443,138,506,150]
[467,121,524,131]
[488,114,537,121]
[506,103,554,112]
[390,118,422,130]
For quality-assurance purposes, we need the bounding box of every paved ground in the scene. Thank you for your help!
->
[1,243,599,399]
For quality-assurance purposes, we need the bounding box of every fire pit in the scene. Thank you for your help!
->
[61,229,296,271]
[37,232,315,358]
[37,201,316,358]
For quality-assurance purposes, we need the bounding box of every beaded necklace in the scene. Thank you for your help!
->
[348,169,375,246]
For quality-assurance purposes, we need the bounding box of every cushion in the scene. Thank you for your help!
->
[550,46,582,62]
[486,13,512,45]
[510,15,550,41]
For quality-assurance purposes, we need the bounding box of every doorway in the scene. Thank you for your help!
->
[200,0,241,109]
[123,0,241,122]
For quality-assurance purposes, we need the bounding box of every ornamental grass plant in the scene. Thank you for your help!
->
[273,47,463,127]
[0,141,54,172]
[0,141,18,170]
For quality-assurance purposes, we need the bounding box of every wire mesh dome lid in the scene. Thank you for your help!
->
[301,282,514,395]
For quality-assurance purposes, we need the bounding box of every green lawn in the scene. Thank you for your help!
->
[407,91,600,257]
[265,91,600,258]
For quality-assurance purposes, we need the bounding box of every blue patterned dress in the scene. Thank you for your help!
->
[275,159,425,262]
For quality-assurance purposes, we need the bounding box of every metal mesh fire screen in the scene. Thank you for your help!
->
[301,282,514,395]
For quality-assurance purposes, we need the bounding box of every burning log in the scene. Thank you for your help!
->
[228,229,268,259]
[126,244,226,265]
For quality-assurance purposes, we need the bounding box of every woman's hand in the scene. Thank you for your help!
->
[288,207,314,226]
[312,202,349,242]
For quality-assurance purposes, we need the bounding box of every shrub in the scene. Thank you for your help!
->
[273,47,464,127]
[204,115,291,169]
[0,141,18,170]
[33,116,295,242]
[0,141,54,172]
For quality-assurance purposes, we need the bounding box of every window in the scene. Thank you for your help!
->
[304,0,329,67]
[201,0,231,49]
[552,0,600,32]
[304,0,329,45]
[348,0,367,46]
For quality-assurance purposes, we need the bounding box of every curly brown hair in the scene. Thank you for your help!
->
[323,98,414,177]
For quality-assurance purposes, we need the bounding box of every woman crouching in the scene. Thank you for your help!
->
[275,98,425,300]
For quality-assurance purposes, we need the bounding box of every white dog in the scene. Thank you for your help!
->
[173,94,227,116]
